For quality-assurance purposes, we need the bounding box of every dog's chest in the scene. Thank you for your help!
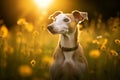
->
[63,51,75,65]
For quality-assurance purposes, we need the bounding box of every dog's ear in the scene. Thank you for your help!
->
[49,11,63,20]
[72,10,88,23]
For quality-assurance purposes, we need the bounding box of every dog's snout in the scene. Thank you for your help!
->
[47,25,53,31]
[47,25,57,34]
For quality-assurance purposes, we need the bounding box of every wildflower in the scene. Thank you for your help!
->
[32,31,39,39]
[0,25,8,38]
[17,18,27,25]
[89,49,101,58]
[110,49,118,56]
[25,23,33,32]
[114,39,120,45]
[92,39,100,45]
[96,35,103,39]
[30,59,36,67]
[42,56,53,65]
[18,65,32,77]
[100,38,108,51]
[100,45,106,51]
[103,38,108,45]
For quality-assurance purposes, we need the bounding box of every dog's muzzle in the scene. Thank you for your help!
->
[47,26,57,34]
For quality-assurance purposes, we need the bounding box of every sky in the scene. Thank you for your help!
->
[0,0,119,28]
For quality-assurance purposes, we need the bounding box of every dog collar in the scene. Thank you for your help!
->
[59,43,78,52]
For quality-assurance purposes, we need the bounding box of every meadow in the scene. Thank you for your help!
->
[0,15,120,80]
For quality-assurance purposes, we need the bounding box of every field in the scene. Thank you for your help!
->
[0,15,120,80]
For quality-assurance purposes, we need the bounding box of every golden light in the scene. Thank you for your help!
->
[34,0,53,9]
[89,49,101,58]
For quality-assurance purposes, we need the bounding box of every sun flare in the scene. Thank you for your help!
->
[34,0,53,9]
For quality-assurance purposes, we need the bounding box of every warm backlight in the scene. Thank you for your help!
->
[34,0,53,9]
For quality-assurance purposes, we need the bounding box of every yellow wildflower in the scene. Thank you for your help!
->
[17,18,27,25]
[32,31,39,39]
[89,49,101,58]
[103,38,108,45]
[114,39,120,45]
[25,23,33,32]
[92,39,100,45]
[110,49,118,56]
[18,65,32,77]
[100,45,106,51]
[42,56,53,65]
[0,25,8,38]
[100,38,108,51]
[96,35,103,39]
[30,59,36,67]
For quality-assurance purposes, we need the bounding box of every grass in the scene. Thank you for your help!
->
[0,16,120,80]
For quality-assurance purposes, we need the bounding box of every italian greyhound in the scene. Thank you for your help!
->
[47,10,88,80]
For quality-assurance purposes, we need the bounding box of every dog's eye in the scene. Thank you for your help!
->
[63,18,69,22]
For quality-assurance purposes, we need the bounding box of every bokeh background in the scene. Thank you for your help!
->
[0,0,120,80]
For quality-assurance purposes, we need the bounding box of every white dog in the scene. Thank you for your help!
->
[47,10,88,80]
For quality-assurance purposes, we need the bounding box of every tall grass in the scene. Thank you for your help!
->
[0,15,120,80]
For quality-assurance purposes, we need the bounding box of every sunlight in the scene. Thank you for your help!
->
[34,0,53,9]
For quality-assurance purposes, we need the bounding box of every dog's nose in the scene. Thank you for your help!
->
[47,25,57,34]
[47,25,53,31]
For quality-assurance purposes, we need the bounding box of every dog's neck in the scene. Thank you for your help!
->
[59,26,79,64]
[59,26,78,49]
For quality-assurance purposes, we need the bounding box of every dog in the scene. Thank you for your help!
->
[47,10,88,80]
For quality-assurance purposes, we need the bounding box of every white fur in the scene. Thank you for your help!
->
[49,14,71,34]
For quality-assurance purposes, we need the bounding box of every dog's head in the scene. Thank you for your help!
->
[47,10,88,34]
